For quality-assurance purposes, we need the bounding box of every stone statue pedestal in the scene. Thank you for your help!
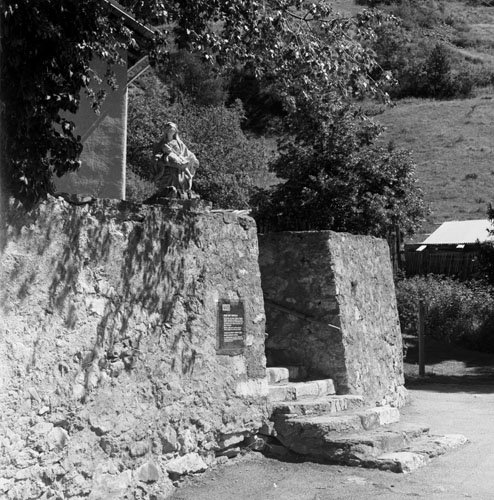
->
[143,195,211,212]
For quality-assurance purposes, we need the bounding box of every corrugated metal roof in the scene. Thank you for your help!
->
[421,219,494,245]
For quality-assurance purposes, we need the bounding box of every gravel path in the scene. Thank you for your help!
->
[171,342,494,500]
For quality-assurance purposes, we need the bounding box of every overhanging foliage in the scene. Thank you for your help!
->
[1,0,424,237]
[0,0,140,207]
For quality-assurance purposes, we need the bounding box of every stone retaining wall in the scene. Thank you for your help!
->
[0,197,267,499]
[259,231,406,408]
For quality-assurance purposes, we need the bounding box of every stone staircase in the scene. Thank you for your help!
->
[265,367,467,473]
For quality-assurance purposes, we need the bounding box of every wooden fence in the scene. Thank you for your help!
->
[404,245,480,279]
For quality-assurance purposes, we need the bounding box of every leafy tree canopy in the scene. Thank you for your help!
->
[1,0,392,208]
[0,0,138,207]
[252,107,426,237]
[1,0,424,239]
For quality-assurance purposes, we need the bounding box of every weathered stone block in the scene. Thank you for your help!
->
[160,426,178,454]
[88,470,132,500]
[286,365,307,381]
[359,406,400,430]
[276,421,431,464]
[269,395,365,417]
[268,379,335,402]
[165,453,207,480]
[266,367,289,385]
[136,461,160,483]
[402,433,468,458]
[129,441,150,458]
[218,432,246,449]
[259,231,406,407]
[46,427,69,451]
[371,451,430,473]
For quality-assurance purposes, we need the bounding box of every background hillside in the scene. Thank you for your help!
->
[361,0,494,241]
[376,92,494,240]
[125,0,494,242]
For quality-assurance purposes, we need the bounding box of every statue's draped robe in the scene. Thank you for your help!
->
[153,137,199,195]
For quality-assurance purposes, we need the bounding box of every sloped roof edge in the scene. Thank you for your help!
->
[101,0,156,40]
[421,219,494,245]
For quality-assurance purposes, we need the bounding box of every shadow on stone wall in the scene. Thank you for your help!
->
[0,197,267,499]
[3,198,208,383]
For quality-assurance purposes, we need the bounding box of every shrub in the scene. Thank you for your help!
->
[369,12,476,99]
[358,0,447,29]
[478,241,494,285]
[252,110,426,237]
[422,43,453,97]
[389,0,446,30]
[127,72,273,208]
[158,51,228,107]
[388,42,476,99]
[173,100,274,209]
[395,275,494,351]
[226,66,285,133]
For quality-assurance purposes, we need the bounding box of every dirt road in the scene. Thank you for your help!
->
[170,382,494,500]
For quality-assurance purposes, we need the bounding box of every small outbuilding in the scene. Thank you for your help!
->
[404,219,494,278]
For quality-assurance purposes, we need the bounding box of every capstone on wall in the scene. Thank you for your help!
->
[258,231,406,408]
[0,197,267,499]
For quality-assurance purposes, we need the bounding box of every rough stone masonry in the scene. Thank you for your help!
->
[0,197,267,499]
[259,231,407,408]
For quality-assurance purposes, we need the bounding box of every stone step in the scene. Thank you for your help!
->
[266,367,289,385]
[270,395,365,418]
[286,365,307,381]
[276,420,429,463]
[266,366,309,385]
[274,405,401,440]
[362,433,468,473]
[267,379,336,402]
[268,390,469,474]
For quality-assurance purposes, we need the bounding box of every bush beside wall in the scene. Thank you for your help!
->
[396,274,494,351]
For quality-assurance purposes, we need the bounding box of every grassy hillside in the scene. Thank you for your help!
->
[341,0,494,241]
[376,91,494,240]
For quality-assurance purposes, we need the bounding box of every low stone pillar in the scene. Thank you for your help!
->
[258,231,407,407]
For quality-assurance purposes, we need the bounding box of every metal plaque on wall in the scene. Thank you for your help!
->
[217,299,245,354]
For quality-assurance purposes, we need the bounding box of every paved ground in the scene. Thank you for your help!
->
[170,343,494,500]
